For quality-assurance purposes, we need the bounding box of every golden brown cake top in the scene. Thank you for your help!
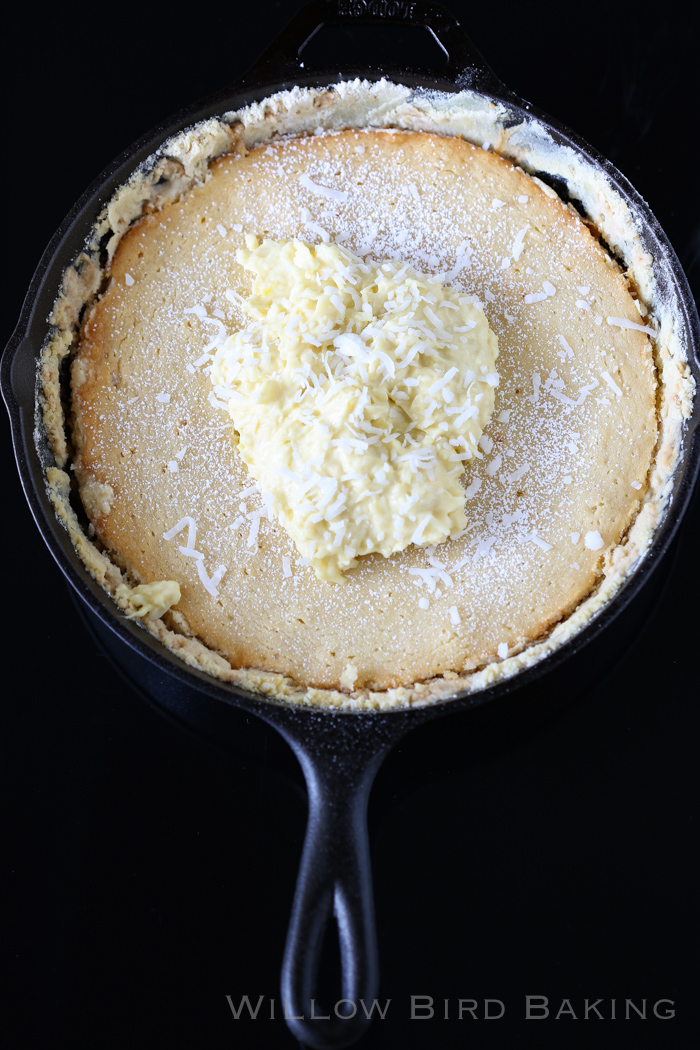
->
[70,128,658,700]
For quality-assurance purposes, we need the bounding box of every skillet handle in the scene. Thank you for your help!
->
[237,0,506,92]
[272,710,412,1049]
[281,754,377,1047]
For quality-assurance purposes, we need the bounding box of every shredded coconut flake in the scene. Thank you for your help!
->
[299,173,349,202]
[511,225,529,260]
[584,530,604,550]
[163,516,196,549]
[607,316,655,335]
[558,334,574,358]
[197,560,226,597]
[601,371,623,396]
[528,533,552,551]
[177,546,203,560]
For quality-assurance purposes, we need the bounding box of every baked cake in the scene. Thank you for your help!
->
[39,81,692,708]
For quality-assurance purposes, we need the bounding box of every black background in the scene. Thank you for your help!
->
[3,1,699,1047]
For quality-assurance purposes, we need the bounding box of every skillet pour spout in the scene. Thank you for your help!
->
[2,1,700,1048]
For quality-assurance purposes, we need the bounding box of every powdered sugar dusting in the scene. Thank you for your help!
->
[72,125,659,695]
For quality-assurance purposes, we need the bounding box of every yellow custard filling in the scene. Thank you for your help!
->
[210,237,499,582]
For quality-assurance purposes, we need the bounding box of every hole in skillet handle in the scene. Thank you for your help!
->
[236,0,507,93]
[275,707,417,1049]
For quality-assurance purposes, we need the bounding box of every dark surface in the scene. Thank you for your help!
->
[2,1,699,1047]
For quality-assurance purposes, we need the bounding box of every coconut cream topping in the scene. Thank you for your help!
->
[209,237,499,582]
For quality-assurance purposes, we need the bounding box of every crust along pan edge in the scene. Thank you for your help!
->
[33,78,698,711]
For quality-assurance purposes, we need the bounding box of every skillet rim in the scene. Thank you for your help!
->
[2,32,700,731]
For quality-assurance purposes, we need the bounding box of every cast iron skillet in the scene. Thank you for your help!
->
[3,1,700,1047]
